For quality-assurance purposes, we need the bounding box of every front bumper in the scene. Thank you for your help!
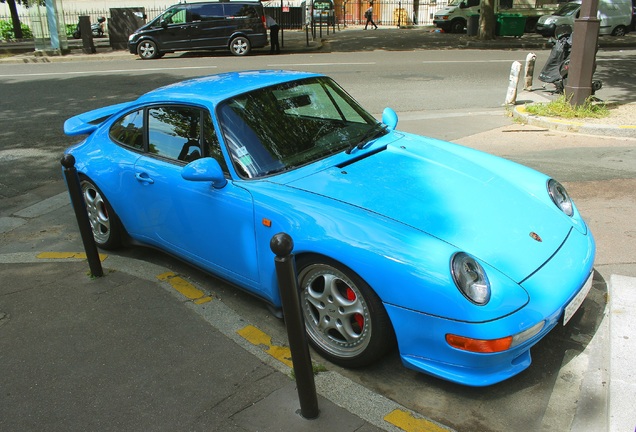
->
[536,23,556,37]
[433,19,451,31]
[387,226,595,386]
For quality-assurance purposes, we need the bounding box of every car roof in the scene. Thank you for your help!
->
[136,70,323,107]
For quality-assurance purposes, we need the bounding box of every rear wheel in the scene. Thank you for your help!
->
[137,40,160,60]
[611,25,627,36]
[229,36,251,56]
[297,257,395,368]
[79,177,124,250]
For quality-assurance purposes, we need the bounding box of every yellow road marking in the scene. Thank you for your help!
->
[384,409,449,432]
[37,251,108,261]
[157,272,212,304]
[237,325,293,368]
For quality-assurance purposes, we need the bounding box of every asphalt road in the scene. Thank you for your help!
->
[1,32,635,431]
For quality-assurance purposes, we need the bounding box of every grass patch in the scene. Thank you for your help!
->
[525,95,609,119]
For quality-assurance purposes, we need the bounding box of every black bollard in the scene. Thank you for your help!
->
[61,154,103,277]
[270,233,319,419]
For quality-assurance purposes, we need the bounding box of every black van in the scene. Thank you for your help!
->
[128,1,268,59]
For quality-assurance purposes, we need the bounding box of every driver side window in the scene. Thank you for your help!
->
[148,106,201,163]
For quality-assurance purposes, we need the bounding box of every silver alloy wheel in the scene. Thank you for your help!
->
[138,40,158,59]
[80,180,111,245]
[229,36,250,56]
[299,263,372,360]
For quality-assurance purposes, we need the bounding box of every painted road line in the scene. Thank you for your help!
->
[237,324,293,368]
[0,65,219,78]
[0,216,27,234]
[13,192,69,218]
[157,271,212,305]
[36,251,108,261]
[1,192,70,234]
[384,409,450,432]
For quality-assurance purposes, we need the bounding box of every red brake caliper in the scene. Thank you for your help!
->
[346,287,364,333]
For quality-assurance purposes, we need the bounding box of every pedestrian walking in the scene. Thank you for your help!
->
[266,15,281,54]
[364,3,378,30]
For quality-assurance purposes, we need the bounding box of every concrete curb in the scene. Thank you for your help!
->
[608,275,636,432]
[512,103,636,139]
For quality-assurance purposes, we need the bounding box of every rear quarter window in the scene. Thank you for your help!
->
[109,109,144,150]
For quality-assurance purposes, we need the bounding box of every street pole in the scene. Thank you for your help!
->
[564,0,600,106]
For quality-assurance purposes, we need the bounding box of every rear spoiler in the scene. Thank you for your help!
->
[64,102,132,136]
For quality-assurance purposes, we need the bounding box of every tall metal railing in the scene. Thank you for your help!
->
[0,1,449,39]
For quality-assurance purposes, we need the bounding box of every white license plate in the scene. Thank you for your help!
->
[563,273,593,326]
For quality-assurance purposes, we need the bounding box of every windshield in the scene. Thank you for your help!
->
[554,3,580,16]
[218,77,383,179]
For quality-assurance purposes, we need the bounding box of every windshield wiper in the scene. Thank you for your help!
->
[346,123,388,154]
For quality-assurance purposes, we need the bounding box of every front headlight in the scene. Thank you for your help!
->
[547,179,573,216]
[451,253,491,305]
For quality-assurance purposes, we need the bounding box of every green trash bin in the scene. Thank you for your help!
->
[496,13,526,37]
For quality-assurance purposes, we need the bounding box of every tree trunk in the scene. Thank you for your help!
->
[478,0,496,40]
[413,0,419,25]
[7,0,24,39]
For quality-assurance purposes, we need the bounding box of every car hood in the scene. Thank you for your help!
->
[286,140,571,283]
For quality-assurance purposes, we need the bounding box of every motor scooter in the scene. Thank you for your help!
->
[538,24,602,94]
[72,16,106,39]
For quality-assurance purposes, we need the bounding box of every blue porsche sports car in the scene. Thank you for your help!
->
[64,70,595,386]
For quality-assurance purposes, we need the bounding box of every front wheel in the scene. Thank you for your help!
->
[297,257,395,368]
[137,40,160,60]
[229,36,251,56]
[450,19,466,34]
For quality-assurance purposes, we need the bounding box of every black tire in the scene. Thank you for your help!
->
[229,36,251,56]
[524,17,538,33]
[296,256,395,368]
[611,25,627,36]
[79,177,124,250]
[450,19,466,34]
[137,39,160,60]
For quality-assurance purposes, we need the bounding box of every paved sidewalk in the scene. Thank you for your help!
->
[0,251,429,431]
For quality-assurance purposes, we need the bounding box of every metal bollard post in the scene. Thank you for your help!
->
[504,61,522,105]
[270,233,319,420]
[61,154,103,277]
[524,53,536,91]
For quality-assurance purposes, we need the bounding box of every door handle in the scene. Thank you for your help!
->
[135,172,154,184]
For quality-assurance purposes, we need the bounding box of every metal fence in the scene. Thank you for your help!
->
[0,1,449,39]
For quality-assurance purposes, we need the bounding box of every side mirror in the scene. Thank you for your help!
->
[459,2,467,9]
[181,157,228,189]
[382,107,398,131]
[160,19,168,28]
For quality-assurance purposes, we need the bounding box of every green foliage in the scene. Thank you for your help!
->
[525,95,610,119]
[0,1,47,6]
[66,23,76,36]
[0,19,32,40]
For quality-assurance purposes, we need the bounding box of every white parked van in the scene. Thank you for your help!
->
[536,0,632,37]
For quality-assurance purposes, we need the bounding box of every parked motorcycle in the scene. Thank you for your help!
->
[72,16,106,39]
[538,24,602,94]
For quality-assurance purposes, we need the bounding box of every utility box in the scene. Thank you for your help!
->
[496,13,526,37]
[108,7,146,50]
